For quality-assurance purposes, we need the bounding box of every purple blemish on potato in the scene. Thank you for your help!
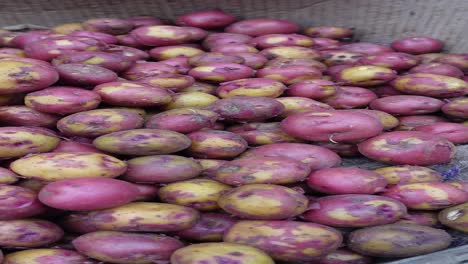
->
[91,212,117,223]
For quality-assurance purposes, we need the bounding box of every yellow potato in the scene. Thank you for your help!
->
[0,127,59,159]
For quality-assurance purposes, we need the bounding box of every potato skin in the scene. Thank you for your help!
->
[358,131,455,165]
[250,33,314,48]
[391,73,467,98]
[435,53,468,73]
[82,18,133,35]
[224,220,342,261]
[52,51,133,72]
[409,62,464,78]
[383,182,468,210]
[94,81,171,107]
[315,249,373,264]
[441,97,468,119]
[87,202,199,232]
[171,242,274,264]
[24,36,102,61]
[0,126,59,158]
[396,115,449,130]
[303,194,407,227]
[0,219,64,247]
[217,78,286,98]
[3,249,96,264]
[256,65,322,85]
[347,223,451,257]
[145,108,218,134]
[175,10,236,29]
[321,86,377,109]
[218,184,308,220]
[10,152,127,181]
[334,65,397,86]
[341,42,393,55]
[227,122,301,145]
[52,140,103,153]
[214,156,310,185]
[286,79,338,99]
[414,122,468,144]
[438,202,468,232]
[226,18,299,36]
[186,130,248,159]
[73,231,183,264]
[304,26,353,39]
[149,45,203,60]
[397,211,439,226]
[189,62,254,83]
[189,52,244,66]
[56,63,118,87]
[307,168,387,194]
[0,106,59,128]
[374,165,442,185]
[0,185,46,220]
[391,36,444,54]
[349,109,399,130]
[358,52,420,71]
[276,96,333,117]
[122,61,178,80]
[159,179,231,211]
[122,155,202,183]
[164,91,219,110]
[0,167,18,184]
[202,33,253,50]
[176,213,237,242]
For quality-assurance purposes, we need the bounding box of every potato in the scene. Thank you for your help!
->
[414,122,468,144]
[159,179,231,211]
[276,97,333,117]
[206,96,284,122]
[73,231,183,264]
[127,16,164,27]
[438,202,468,232]
[257,65,322,85]
[369,95,444,115]
[286,79,337,99]
[321,86,377,109]
[122,61,178,80]
[52,140,102,153]
[202,33,253,50]
[217,78,286,98]
[251,33,314,48]
[122,155,202,183]
[145,108,218,133]
[435,53,468,73]
[214,156,310,186]
[82,18,133,35]
[281,110,384,142]
[137,73,195,91]
[442,97,468,119]
[334,65,397,86]
[116,33,148,48]
[182,27,208,41]
[176,213,237,242]
[241,143,341,170]
[316,249,373,264]
[307,167,387,194]
[383,182,468,210]
[10,30,55,49]
[130,25,193,46]
[232,52,268,69]
[260,46,321,60]
[396,115,449,130]
[25,86,101,115]
[3,249,95,264]
[197,159,228,178]
[69,31,117,45]
[0,219,63,248]
[358,131,455,165]
[226,220,342,262]
[210,43,259,53]
[391,36,444,54]
[56,63,118,87]
[57,108,144,137]
[448,181,468,192]
[38,178,139,211]
[10,152,127,181]
[161,57,192,74]
[0,58,59,94]
[24,36,103,61]
[52,51,133,72]
[226,18,299,36]
[266,57,327,71]
[175,10,236,29]
[186,130,247,159]
[149,45,203,60]
[0,167,18,184]
[102,44,149,61]
[0,32,20,47]
[189,62,254,83]
[0,48,25,59]
[93,81,171,107]
[304,26,353,39]
[0,127,59,158]
[164,91,219,110]
[371,84,404,97]
[359,52,420,71]
[171,242,274,264]
[0,106,59,127]
[312,37,342,50]
[397,211,439,226]
[227,122,301,145]
[0,185,46,220]
[93,128,191,156]
[189,52,244,66]
[391,73,467,98]
[374,165,442,185]
[59,212,99,234]
[218,184,308,220]
[409,62,464,78]
[347,223,451,257]
[320,49,364,66]
[315,142,360,157]
[349,109,399,130]
[87,202,199,232]
[340,42,393,55]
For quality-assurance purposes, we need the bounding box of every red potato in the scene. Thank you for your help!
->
[240,143,341,170]
[202,33,253,50]
[198,159,229,178]
[122,155,202,184]
[435,53,468,73]
[73,231,183,264]
[137,73,195,91]
[186,130,248,159]
[358,52,420,71]
[175,10,236,29]
[116,33,148,48]
[321,86,377,109]
[231,52,268,69]
[149,45,204,60]
[3,249,97,264]
[130,25,193,46]
[391,36,444,54]
[0,185,46,220]
[225,18,299,36]
[441,97,468,119]
[101,44,149,61]
[145,108,218,134]
[418,53,445,63]
[358,131,455,165]
[280,110,384,143]
[69,30,118,44]
[52,140,103,153]
[25,86,101,115]
[312,38,342,50]
[56,63,118,86]
[349,109,399,130]
[369,95,444,115]
[257,65,322,85]
[391,73,467,98]
[276,96,334,117]
[307,167,387,194]
[217,78,286,98]
[0,219,64,248]
[409,63,464,78]
[375,165,442,185]
[316,249,373,264]
[188,52,244,66]
[176,213,237,242]
[0,126,59,158]
[39,177,139,211]
[52,51,134,72]
[24,36,103,61]
[333,65,397,86]
[259,46,321,60]
[266,57,327,71]
[10,30,54,49]
[127,16,164,27]
[396,115,449,130]
[286,80,338,99]
[82,18,133,35]
[340,42,393,55]
[303,194,407,227]
[397,211,439,226]
[160,57,192,74]
[189,62,254,83]
[250,34,314,49]
[383,182,468,210]
[94,81,172,107]
[414,122,468,144]
[438,202,468,233]
[227,122,301,145]
[0,106,59,128]
[320,49,364,66]
[315,142,360,157]
[206,96,284,122]
[304,26,353,39]
[0,167,18,185]
[182,26,208,41]
[371,85,404,97]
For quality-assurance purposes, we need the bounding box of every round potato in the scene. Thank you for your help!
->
[0,106,59,128]
[266,57,327,71]
[0,127,59,158]
[0,185,46,220]
[232,52,268,69]
[131,25,193,46]
[217,78,286,98]
[52,51,133,72]
[24,36,103,61]
[176,213,237,242]
[10,152,127,181]
[137,73,195,92]
[435,53,468,73]
[202,33,253,50]
[374,165,442,185]
[180,82,217,94]
[0,219,63,247]
[163,92,219,110]
[145,108,218,133]
[56,63,118,87]
[227,122,301,145]
[218,184,308,220]
[186,130,248,159]
[391,36,444,54]
[391,73,467,98]
[3,249,95,264]
[438,202,468,232]
[251,33,314,48]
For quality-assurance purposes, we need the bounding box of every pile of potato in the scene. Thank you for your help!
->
[0,8,466,264]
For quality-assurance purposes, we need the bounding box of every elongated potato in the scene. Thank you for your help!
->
[189,62,254,83]
[186,130,248,159]
[145,108,218,133]
[256,65,322,85]
[24,36,103,61]
[0,219,64,247]
[0,167,18,184]
[225,18,299,36]
[321,86,377,109]
[189,52,244,66]
[0,185,46,220]
[334,65,397,86]
[122,61,178,80]
[340,42,393,55]
[260,46,320,60]
[251,33,314,48]
[358,52,420,71]
[438,202,468,232]
[391,73,468,98]
[0,127,59,158]
[442,97,468,119]
[276,97,333,117]
[88,202,199,232]
[163,92,219,110]
[82,18,133,35]
[286,79,338,99]
[397,211,439,226]
[227,122,301,145]
[396,115,449,130]
[217,78,286,98]
[59,212,99,234]
[131,25,193,46]
[10,152,127,181]
[374,165,442,185]
[52,51,133,72]
[304,26,353,39]
[349,109,399,130]
[3,249,96,264]
[414,122,468,144]
[0,106,59,128]
[149,45,203,60]
[176,213,237,242]
[56,63,118,87]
